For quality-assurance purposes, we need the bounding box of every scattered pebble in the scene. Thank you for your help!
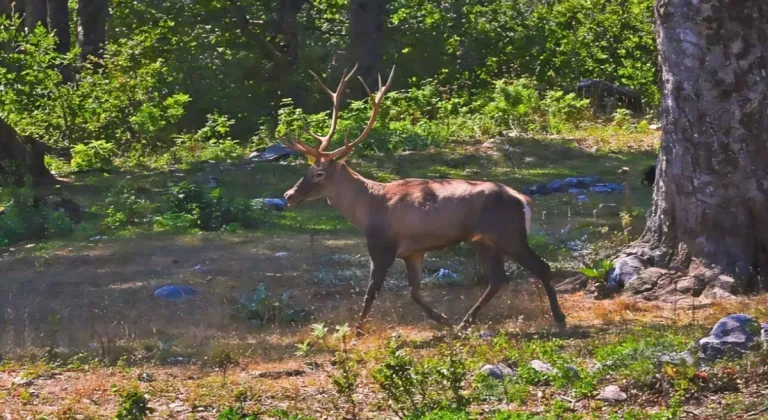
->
[597,385,627,403]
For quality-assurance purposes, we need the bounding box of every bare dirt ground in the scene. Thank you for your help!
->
[1,231,766,418]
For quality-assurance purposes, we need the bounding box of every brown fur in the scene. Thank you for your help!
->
[281,65,565,334]
[285,161,566,333]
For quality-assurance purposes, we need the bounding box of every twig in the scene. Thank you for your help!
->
[746,404,768,418]
[683,409,701,418]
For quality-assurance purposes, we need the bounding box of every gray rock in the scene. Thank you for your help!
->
[596,385,627,403]
[480,363,516,380]
[563,365,580,379]
[249,144,297,162]
[253,198,287,212]
[608,256,646,290]
[697,314,760,361]
[623,267,667,294]
[529,360,554,374]
[762,323,768,346]
[547,179,567,192]
[594,203,620,217]
[657,350,695,366]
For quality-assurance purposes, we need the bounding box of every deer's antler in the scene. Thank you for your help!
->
[282,64,395,163]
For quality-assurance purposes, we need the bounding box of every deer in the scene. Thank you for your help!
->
[281,64,567,335]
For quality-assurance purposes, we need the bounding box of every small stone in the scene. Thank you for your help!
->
[657,350,695,366]
[594,203,620,217]
[529,360,554,374]
[596,385,627,403]
[12,377,34,387]
[480,363,516,380]
[249,144,297,162]
[138,372,155,383]
[275,252,289,258]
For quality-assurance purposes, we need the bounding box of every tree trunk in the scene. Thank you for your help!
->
[47,0,72,82]
[620,0,768,294]
[348,0,387,96]
[275,0,308,108]
[0,116,56,186]
[77,0,108,65]
[25,0,47,31]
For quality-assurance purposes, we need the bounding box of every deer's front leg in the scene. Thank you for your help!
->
[355,238,396,337]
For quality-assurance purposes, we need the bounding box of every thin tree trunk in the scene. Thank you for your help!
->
[0,116,56,186]
[47,0,72,82]
[348,0,387,97]
[24,0,47,31]
[621,0,768,293]
[77,0,108,65]
[276,0,308,108]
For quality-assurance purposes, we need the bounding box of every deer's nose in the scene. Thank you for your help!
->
[284,190,301,206]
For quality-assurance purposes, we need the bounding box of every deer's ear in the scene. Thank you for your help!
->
[306,155,316,165]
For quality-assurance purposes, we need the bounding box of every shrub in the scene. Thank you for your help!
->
[70,141,118,172]
[0,186,74,247]
[114,386,151,420]
[162,181,260,232]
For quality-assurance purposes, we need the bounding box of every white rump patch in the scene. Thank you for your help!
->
[523,203,531,234]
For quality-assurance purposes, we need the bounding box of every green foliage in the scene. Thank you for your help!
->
[236,284,312,326]
[373,336,471,418]
[0,186,74,247]
[161,181,261,232]
[114,386,151,420]
[578,259,616,282]
[217,406,258,420]
[71,141,118,173]
[101,180,156,230]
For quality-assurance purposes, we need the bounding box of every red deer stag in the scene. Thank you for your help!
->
[282,64,566,334]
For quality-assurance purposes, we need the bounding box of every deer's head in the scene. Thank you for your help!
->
[282,64,395,207]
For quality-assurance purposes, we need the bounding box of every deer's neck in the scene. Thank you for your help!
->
[326,164,382,230]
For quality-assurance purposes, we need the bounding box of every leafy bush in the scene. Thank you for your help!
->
[168,113,244,166]
[578,258,615,283]
[235,283,312,326]
[161,181,260,232]
[101,180,156,230]
[0,187,74,247]
[70,141,118,172]
[114,386,151,420]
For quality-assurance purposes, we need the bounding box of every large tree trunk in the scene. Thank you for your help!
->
[47,0,72,82]
[77,0,108,65]
[25,0,48,31]
[348,0,387,96]
[618,0,768,296]
[0,116,56,186]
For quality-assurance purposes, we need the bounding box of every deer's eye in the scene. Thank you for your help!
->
[313,172,325,181]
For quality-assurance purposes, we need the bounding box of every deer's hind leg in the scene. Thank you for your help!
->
[458,241,507,329]
[486,225,567,330]
[404,254,452,326]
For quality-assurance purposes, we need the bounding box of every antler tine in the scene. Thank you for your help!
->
[282,129,321,159]
[326,66,395,160]
[357,76,373,97]
[306,63,360,152]
[308,70,334,98]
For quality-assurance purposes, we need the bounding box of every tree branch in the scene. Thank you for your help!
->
[228,0,285,62]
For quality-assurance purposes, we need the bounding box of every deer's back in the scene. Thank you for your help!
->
[377,178,527,251]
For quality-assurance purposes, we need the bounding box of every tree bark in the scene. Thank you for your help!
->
[47,0,72,82]
[229,0,309,131]
[25,0,47,31]
[0,116,56,186]
[622,0,768,293]
[348,0,387,97]
[77,0,108,65]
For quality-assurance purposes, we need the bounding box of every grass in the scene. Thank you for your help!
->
[6,129,765,418]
